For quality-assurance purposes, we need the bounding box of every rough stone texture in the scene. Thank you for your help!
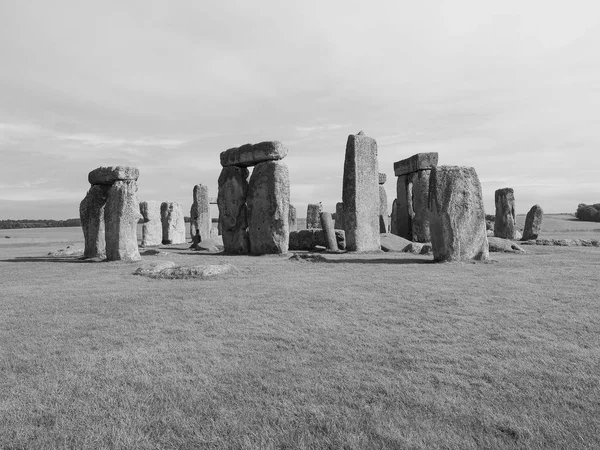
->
[410,169,432,242]
[395,175,411,239]
[394,152,438,177]
[379,185,388,234]
[220,141,288,167]
[494,188,516,239]
[378,173,387,185]
[247,160,290,254]
[428,166,489,262]
[342,133,380,251]
[390,199,398,235]
[288,204,298,232]
[380,233,412,252]
[88,166,139,185]
[288,229,346,251]
[104,180,141,261]
[190,184,211,242]
[488,237,526,253]
[160,202,186,245]
[335,202,344,230]
[320,212,338,251]
[209,227,220,239]
[306,203,322,229]
[139,201,162,247]
[218,166,250,254]
[134,260,177,276]
[80,184,110,258]
[523,204,543,240]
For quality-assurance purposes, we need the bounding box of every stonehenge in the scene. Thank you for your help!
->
[139,201,161,247]
[289,204,298,232]
[393,152,437,242]
[494,188,516,239]
[306,203,322,229]
[319,211,338,251]
[378,173,388,234]
[190,184,211,242]
[80,166,141,261]
[342,131,380,252]
[161,202,186,245]
[523,204,543,240]
[334,202,344,230]
[217,141,290,254]
[428,166,489,262]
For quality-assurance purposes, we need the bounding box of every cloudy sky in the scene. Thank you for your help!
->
[1,0,599,220]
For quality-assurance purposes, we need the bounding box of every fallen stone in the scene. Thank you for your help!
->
[494,188,516,239]
[379,233,412,252]
[139,200,162,247]
[218,166,250,254]
[154,263,236,279]
[104,180,141,261]
[160,202,186,245]
[403,242,433,255]
[393,152,438,177]
[140,249,168,256]
[134,261,177,276]
[487,237,526,253]
[47,245,84,257]
[522,204,543,240]
[288,229,346,251]
[88,166,139,185]
[80,184,110,258]
[190,238,224,252]
[220,141,288,167]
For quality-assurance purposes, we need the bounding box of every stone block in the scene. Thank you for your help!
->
[160,202,186,245]
[80,184,110,258]
[306,203,322,229]
[379,185,388,233]
[335,202,344,230]
[104,180,141,261]
[395,175,411,239]
[190,184,211,242]
[523,204,543,240]
[139,200,162,247]
[393,152,438,177]
[288,229,346,251]
[289,204,298,232]
[494,188,516,239]
[390,199,398,235]
[218,166,250,254]
[88,166,139,185]
[220,141,288,168]
[320,212,338,251]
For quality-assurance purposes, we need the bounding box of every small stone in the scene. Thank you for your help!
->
[487,237,526,253]
[288,229,346,251]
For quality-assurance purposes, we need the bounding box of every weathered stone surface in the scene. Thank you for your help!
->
[247,160,290,254]
[379,173,387,185]
[220,141,288,167]
[487,237,526,253]
[80,184,110,258]
[190,184,211,242]
[390,199,398,235]
[160,202,186,245]
[394,153,438,177]
[523,204,543,240]
[218,166,250,254]
[288,204,297,232]
[209,227,220,239]
[88,166,139,185]
[320,212,338,251]
[404,242,433,255]
[494,188,516,239]
[335,202,344,230]
[380,233,412,252]
[395,175,411,239]
[428,166,489,262]
[190,237,223,253]
[306,203,322,229]
[134,260,177,276]
[342,133,380,251]
[139,201,161,247]
[379,185,388,234]
[104,180,141,261]
[288,229,346,251]
[410,169,432,242]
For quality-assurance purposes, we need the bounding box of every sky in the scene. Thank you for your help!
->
[1,0,599,220]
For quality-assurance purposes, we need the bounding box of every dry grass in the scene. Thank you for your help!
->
[0,219,599,449]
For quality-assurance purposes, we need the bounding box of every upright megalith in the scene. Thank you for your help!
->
[190,184,211,242]
[306,203,322,229]
[523,204,543,240]
[494,188,516,239]
[161,202,185,245]
[428,166,489,262]
[80,165,140,261]
[342,132,380,251]
[335,202,344,230]
[218,166,250,254]
[394,153,438,242]
[378,173,388,234]
[218,141,290,255]
[139,201,161,247]
[289,204,298,232]
[247,160,290,254]
[80,184,110,258]
[390,199,398,235]
[320,211,338,251]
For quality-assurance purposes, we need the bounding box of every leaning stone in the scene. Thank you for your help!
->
[378,173,387,185]
[379,185,388,233]
[104,180,141,261]
[320,212,338,251]
[190,184,211,242]
[393,153,438,177]
[88,166,139,185]
[494,188,516,239]
[288,229,346,251]
[335,202,345,230]
[288,204,298,232]
[487,237,526,253]
[342,132,380,251]
[160,202,186,245]
[218,166,250,254]
[428,166,489,262]
[522,204,543,240]
[139,201,161,247]
[247,160,290,254]
[80,184,110,258]
[220,141,288,168]
[306,203,322,229]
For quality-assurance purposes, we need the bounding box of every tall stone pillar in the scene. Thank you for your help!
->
[306,203,322,229]
[378,173,388,234]
[217,166,250,254]
[80,184,110,258]
[104,180,141,261]
[523,204,543,240]
[335,202,344,230]
[494,188,516,239]
[288,204,298,232]
[139,201,162,247]
[190,184,211,242]
[390,199,398,235]
[161,202,186,245]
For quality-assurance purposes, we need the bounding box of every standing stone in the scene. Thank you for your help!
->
[306,203,322,229]
[218,166,250,254]
[319,211,339,251]
[390,199,398,235]
[410,170,432,242]
[190,184,211,242]
[160,202,186,245]
[395,174,411,240]
[289,204,298,232]
[494,188,516,239]
[247,160,290,254]
[220,141,288,167]
[139,201,162,247]
[104,180,141,261]
[335,202,345,230]
[342,132,380,251]
[523,204,543,240]
[379,185,388,234]
[80,184,110,258]
[428,166,489,262]
[378,173,387,185]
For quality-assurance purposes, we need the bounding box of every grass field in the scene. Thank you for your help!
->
[1,214,599,449]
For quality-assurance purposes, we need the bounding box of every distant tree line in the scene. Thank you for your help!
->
[0,218,82,229]
[575,203,600,222]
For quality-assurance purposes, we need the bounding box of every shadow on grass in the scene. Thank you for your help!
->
[2,256,108,264]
